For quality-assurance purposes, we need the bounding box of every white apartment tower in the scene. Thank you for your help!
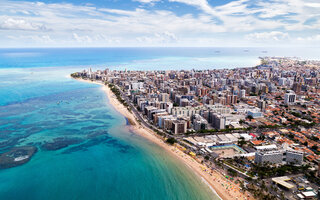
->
[284,91,296,105]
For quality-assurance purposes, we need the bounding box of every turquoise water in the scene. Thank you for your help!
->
[0,66,218,199]
[1,47,319,70]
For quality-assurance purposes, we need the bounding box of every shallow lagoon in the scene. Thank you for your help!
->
[0,66,218,200]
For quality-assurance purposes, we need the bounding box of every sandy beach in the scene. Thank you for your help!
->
[76,78,253,200]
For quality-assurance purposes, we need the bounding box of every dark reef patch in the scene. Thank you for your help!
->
[86,130,109,139]
[0,146,37,169]
[91,114,113,120]
[89,120,106,124]
[81,125,106,131]
[42,137,83,151]
[0,137,26,151]
[62,132,132,154]
[62,135,112,154]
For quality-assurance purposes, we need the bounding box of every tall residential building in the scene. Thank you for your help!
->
[279,78,286,86]
[240,89,246,98]
[284,91,296,105]
[211,113,226,130]
[159,93,170,102]
[193,114,208,131]
[257,100,266,111]
[292,82,302,94]
[180,98,190,107]
[172,120,187,134]
[226,95,237,105]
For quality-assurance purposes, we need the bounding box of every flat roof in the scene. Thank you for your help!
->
[232,133,240,138]
[272,176,295,189]
[217,134,229,141]
[255,144,277,150]
[302,191,316,197]
[194,136,206,143]
[297,194,304,199]
[184,137,198,145]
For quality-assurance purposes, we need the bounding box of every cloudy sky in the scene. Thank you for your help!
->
[0,0,320,47]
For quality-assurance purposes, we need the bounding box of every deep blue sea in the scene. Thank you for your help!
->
[0,47,319,200]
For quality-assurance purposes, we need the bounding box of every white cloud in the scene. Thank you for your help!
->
[133,0,160,3]
[0,17,48,31]
[245,31,289,41]
[136,31,178,43]
[0,0,319,47]
[7,34,54,43]
[305,3,320,8]
[169,0,212,13]
[297,34,320,41]
[73,33,92,43]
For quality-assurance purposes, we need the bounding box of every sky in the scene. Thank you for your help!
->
[0,0,320,47]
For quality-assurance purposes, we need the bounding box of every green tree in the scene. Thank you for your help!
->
[166,137,177,145]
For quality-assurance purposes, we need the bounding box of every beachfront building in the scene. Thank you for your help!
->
[211,113,226,130]
[172,120,187,134]
[255,149,303,165]
[192,114,208,131]
[171,106,202,119]
[255,150,283,165]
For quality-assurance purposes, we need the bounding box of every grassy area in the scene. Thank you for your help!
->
[223,160,246,173]
[250,164,310,179]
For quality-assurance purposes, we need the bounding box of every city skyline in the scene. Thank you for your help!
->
[1,0,320,47]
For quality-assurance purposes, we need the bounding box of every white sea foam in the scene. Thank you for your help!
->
[14,155,29,162]
[201,177,222,200]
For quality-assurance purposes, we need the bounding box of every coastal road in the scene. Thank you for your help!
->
[114,85,169,137]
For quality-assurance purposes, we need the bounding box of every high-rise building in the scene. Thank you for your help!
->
[258,100,266,111]
[292,82,302,94]
[240,89,246,98]
[284,91,296,105]
[180,98,189,107]
[279,78,286,86]
[159,93,169,102]
[172,120,187,134]
[211,113,226,130]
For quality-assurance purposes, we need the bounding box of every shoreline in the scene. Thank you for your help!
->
[74,77,253,200]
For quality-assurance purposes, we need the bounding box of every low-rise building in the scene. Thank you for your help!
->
[255,149,303,165]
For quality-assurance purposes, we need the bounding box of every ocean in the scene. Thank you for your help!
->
[0,47,318,200]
